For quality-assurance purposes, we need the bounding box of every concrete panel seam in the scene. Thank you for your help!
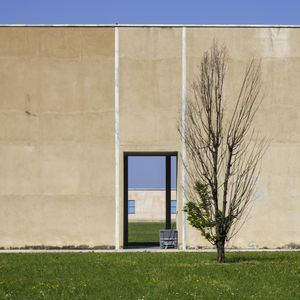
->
[115,27,120,250]
[182,27,186,250]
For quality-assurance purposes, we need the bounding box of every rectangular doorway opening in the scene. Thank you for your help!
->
[124,152,177,248]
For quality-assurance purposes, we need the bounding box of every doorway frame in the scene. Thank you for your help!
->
[123,152,177,247]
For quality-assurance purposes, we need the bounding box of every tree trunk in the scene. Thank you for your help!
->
[217,241,225,263]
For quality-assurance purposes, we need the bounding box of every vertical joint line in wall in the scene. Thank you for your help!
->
[115,26,119,250]
[182,27,186,250]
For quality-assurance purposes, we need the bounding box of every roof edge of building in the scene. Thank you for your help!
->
[0,24,300,28]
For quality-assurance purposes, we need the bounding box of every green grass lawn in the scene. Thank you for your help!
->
[128,222,177,243]
[128,222,167,243]
[0,252,299,299]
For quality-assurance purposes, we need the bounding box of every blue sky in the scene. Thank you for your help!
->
[0,0,299,25]
[128,156,177,189]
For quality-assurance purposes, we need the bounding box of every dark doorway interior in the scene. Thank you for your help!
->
[124,153,177,247]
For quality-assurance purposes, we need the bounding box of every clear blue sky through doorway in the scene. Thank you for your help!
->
[128,156,177,189]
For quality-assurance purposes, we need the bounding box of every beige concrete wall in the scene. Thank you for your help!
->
[118,27,183,246]
[128,190,177,222]
[186,27,300,248]
[0,27,115,248]
[0,26,299,249]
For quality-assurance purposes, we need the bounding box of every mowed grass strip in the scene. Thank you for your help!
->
[0,252,299,299]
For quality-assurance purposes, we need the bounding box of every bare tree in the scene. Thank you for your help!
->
[179,42,267,263]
